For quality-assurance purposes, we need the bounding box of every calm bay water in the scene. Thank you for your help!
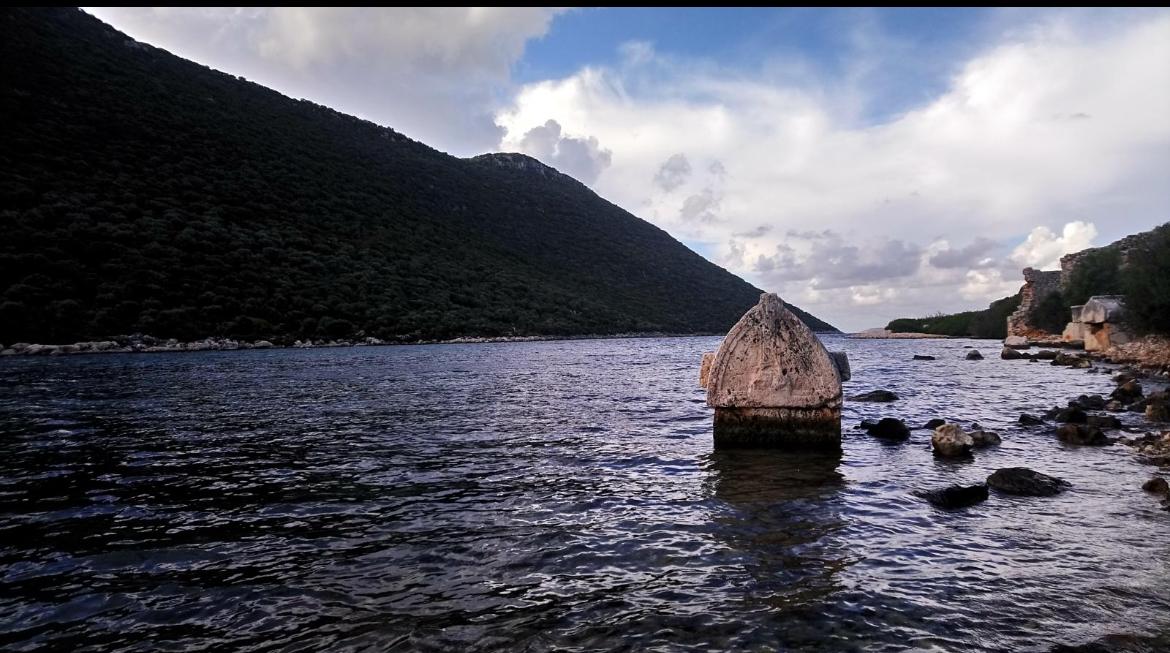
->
[1,335,1168,652]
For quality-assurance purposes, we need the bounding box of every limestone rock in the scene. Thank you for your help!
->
[932,423,974,457]
[1019,413,1045,426]
[922,418,946,430]
[698,352,715,388]
[986,468,1069,496]
[1004,335,1029,348]
[705,293,843,449]
[1111,380,1143,403]
[1142,477,1169,496]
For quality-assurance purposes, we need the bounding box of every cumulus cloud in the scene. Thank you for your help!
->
[1010,221,1098,269]
[516,119,613,185]
[653,153,692,192]
[86,7,563,153]
[496,10,1170,329]
[680,189,720,223]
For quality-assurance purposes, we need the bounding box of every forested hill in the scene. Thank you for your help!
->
[0,8,835,345]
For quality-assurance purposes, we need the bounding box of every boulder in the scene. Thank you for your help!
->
[916,484,989,509]
[1111,380,1144,403]
[829,351,851,382]
[912,355,936,361]
[1001,347,1027,360]
[932,423,974,457]
[849,389,899,402]
[1019,413,1045,426]
[1004,335,1029,349]
[1056,424,1108,446]
[1142,477,1169,496]
[1105,400,1124,412]
[1146,394,1170,422]
[253,340,274,349]
[966,350,984,360]
[1033,350,1058,360]
[1076,395,1106,410]
[865,418,911,441]
[969,429,1002,447]
[1054,407,1088,423]
[1085,415,1121,430]
[986,468,1069,496]
[922,418,946,430]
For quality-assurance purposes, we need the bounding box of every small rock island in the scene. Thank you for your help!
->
[700,293,850,450]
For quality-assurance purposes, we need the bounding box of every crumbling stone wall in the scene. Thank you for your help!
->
[1006,267,1062,337]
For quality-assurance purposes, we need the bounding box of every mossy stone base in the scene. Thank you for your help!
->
[713,407,842,451]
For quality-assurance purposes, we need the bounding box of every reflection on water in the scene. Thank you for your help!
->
[0,336,1168,652]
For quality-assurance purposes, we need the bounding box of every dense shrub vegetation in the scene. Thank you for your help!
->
[1028,291,1068,335]
[1122,223,1170,334]
[0,8,835,345]
[1064,248,1122,306]
[886,294,1021,339]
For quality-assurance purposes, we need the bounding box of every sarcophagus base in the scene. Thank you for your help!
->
[713,406,842,451]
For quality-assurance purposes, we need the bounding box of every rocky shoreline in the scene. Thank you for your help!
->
[849,328,954,339]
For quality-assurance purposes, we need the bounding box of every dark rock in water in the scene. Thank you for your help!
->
[1019,413,1045,426]
[1076,394,1106,410]
[850,390,899,402]
[1056,424,1108,446]
[969,429,1002,447]
[1033,350,1058,360]
[1111,380,1143,403]
[966,350,984,360]
[1128,398,1149,413]
[1146,392,1170,423]
[1085,414,1121,430]
[1001,347,1026,360]
[1142,477,1169,496]
[912,355,935,360]
[1105,400,1125,412]
[932,423,974,457]
[866,418,911,440]
[922,418,946,430]
[859,419,879,430]
[917,484,989,509]
[987,467,1069,496]
[1054,407,1088,423]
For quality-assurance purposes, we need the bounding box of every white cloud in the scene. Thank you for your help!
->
[1010,221,1098,270]
[496,10,1170,330]
[515,119,613,185]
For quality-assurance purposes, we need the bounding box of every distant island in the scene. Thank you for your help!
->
[0,8,836,349]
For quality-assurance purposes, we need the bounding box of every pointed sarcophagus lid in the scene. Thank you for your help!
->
[702,293,844,450]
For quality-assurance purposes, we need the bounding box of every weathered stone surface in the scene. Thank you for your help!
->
[1075,394,1106,410]
[922,418,946,430]
[1006,268,1062,338]
[1033,350,1058,360]
[987,467,1069,496]
[1054,407,1088,423]
[849,390,899,402]
[1147,393,1170,422]
[712,406,841,450]
[1004,335,1030,349]
[1001,347,1026,360]
[1080,295,1125,324]
[865,418,910,441]
[966,350,984,360]
[917,484,989,509]
[705,293,843,449]
[932,424,974,457]
[1056,424,1108,446]
[699,352,715,388]
[1061,318,1085,343]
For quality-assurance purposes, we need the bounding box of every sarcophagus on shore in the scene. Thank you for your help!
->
[699,293,848,450]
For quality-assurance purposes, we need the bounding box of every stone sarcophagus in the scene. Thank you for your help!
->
[699,293,848,450]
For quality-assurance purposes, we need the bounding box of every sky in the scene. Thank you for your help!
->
[85,7,1170,332]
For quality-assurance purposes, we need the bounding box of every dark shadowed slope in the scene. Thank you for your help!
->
[0,8,835,344]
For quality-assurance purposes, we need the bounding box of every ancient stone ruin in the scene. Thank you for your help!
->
[699,293,849,450]
[1064,295,1133,352]
[1006,267,1061,338]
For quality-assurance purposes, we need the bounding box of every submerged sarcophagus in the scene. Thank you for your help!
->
[699,293,848,450]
